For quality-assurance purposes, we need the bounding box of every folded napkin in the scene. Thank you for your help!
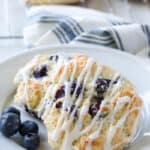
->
[24,6,150,58]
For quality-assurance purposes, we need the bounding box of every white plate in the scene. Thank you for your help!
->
[0,44,150,150]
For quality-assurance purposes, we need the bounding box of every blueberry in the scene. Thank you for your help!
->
[19,120,39,136]
[55,81,83,100]
[70,81,83,97]
[2,106,20,117]
[22,133,40,150]
[49,55,59,62]
[122,146,128,150]
[55,86,65,99]
[0,113,20,137]
[94,97,104,102]
[55,101,63,109]
[33,65,48,78]
[89,102,101,117]
[69,105,78,118]
[113,76,120,84]
[96,78,111,94]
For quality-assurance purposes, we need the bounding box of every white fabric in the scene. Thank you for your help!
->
[24,6,150,58]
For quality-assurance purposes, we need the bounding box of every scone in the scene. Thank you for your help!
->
[25,0,81,5]
[14,53,142,150]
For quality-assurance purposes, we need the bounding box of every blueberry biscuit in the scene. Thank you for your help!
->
[14,53,142,150]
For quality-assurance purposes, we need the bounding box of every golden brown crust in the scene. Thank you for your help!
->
[14,79,46,109]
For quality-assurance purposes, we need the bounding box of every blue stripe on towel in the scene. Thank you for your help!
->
[88,28,119,49]
[59,20,78,40]
[141,24,148,37]
[28,12,67,26]
[80,34,115,45]
[52,30,65,43]
[65,17,84,34]
[39,18,61,23]
[52,17,83,42]
[73,31,117,48]
[25,10,150,58]
[28,11,83,33]
[89,29,111,37]
[27,12,61,24]
[76,38,116,48]
[81,34,114,42]
[53,25,69,43]
[111,28,124,50]
[28,11,52,19]
[28,11,63,20]
[142,25,150,57]
[142,25,150,46]
[146,26,150,45]
[28,11,84,42]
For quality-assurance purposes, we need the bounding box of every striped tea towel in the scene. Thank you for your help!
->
[24,6,150,58]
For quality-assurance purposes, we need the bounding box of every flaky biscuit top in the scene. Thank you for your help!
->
[14,53,142,150]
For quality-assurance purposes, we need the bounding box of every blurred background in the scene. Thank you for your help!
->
[85,0,150,24]
[0,0,149,50]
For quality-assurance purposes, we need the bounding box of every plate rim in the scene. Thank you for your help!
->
[0,44,149,70]
[0,44,150,149]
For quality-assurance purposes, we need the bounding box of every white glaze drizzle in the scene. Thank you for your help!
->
[49,56,125,150]
[51,58,95,143]
[36,54,69,118]
[19,54,141,150]
[20,55,41,106]
[61,58,98,150]
[80,74,121,136]
[49,55,139,150]
[104,95,140,150]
